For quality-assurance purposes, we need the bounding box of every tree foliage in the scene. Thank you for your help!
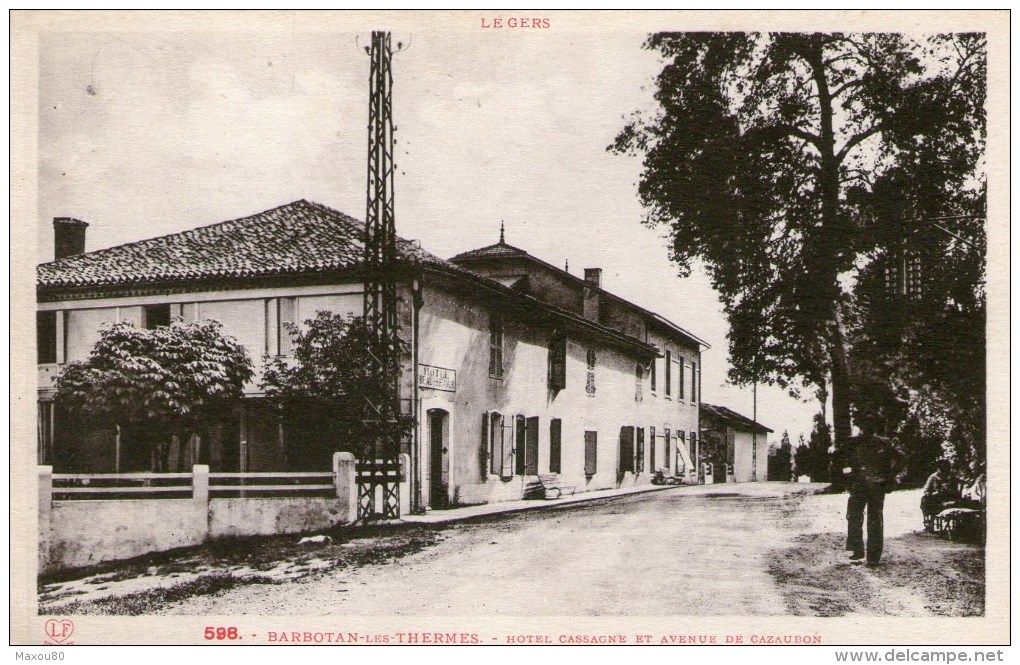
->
[768,429,793,481]
[612,32,985,452]
[55,320,254,468]
[793,414,834,483]
[260,312,412,468]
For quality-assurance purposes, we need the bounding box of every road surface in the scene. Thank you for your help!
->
[40,483,983,616]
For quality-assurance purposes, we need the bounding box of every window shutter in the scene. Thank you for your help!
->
[548,336,566,390]
[650,426,656,473]
[525,416,540,475]
[480,412,490,478]
[550,419,562,474]
[636,428,645,473]
[619,426,634,474]
[584,431,598,476]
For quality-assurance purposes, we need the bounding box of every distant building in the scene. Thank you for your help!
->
[700,403,772,483]
[37,200,709,511]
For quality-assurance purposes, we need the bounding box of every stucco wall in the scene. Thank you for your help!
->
[733,430,770,482]
[416,283,703,508]
[209,497,346,538]
[49,499,205,571]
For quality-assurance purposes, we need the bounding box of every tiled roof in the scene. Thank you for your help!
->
[701,403,773,434]
[37,200,451,289]
[449,240,530,262]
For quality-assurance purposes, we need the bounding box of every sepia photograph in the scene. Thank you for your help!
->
[10,9,1009,648]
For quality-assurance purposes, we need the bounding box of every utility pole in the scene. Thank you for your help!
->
[359,30,402,520]
[751,382,757,482]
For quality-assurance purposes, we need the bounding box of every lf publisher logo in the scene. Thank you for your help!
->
[43,619,74,644]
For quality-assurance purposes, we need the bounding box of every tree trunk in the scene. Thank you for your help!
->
[807,40,855,459]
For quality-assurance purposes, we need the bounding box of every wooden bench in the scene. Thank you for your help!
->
[934,507,985,543]
[536,474,576,500]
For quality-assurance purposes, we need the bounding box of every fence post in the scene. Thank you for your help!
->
[333,452,357,524]
[38,466,52,573]
[399,453,410,517]
[193,464,209,505]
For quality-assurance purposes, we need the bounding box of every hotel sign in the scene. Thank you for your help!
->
[418,364,457,392]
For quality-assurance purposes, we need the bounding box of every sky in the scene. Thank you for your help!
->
[35,18,821,446]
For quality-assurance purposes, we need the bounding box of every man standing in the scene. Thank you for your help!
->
[843,429,899,566]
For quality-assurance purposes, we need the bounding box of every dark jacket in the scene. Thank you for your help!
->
[845,434,900,493]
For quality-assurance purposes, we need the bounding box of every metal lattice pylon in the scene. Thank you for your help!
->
[359,31,401,520]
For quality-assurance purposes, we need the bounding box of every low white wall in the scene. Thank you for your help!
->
[209,497,346,538]
[49,499,205,571]
[39,453,365,574]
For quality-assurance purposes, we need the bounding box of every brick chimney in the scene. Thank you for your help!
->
[583,268,602,321]
[53,217,88,260]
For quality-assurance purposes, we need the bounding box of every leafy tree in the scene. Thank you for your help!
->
[55,320,253,471]
[794,413,833,483]
[612,32,986,456]
[260,312,412,470]
[768,429,793,481]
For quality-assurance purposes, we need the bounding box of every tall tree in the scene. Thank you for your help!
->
[55,320,254,471]
[260,312,413,470]
[612,32,985,453]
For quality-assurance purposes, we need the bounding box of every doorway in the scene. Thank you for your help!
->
[428,409,450,509]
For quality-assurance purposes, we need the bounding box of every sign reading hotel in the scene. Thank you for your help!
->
[418,364,457,392]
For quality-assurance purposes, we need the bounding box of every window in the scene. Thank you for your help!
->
[678,430,686,472]
[619,426,635,474]
[663,428,671,473]
[690,432,698,471]
[585,348,596,396]
[691,361,698,403]
[548,334,566,390]
[489,315,504,379]
[664,350,672,396]
[635,364,643,402]
[278,297,297,356]
[38,401,55,464]
[487,412,508,476]
[584,431,598,476]
[37,312,58,364]
[550,419,562,474]
[636,427,645,474]
[650,355,657,392]
[678,360,685,400]
[142,304,171,329]
[649,426,656,473]
[513,415,540,476]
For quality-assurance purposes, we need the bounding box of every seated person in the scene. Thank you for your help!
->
[960,472,986,510]
[921,460,961,529]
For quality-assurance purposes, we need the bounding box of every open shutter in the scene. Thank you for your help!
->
[525,417,539,475]
[548,335,566,390]
[636,428,645,474]
[649,426,656,474]
[584,431,597,476]
[481,412,490,478]
[550,419,562,474]
[619,426,634,474]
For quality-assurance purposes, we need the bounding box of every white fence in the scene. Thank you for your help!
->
[38,453,409,573]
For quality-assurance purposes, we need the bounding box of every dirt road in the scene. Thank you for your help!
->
[40,483,983,617]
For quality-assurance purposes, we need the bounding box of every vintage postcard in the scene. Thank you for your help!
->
[10,10,1009,648]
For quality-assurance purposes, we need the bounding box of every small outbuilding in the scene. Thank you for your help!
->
[699,403,772,483]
